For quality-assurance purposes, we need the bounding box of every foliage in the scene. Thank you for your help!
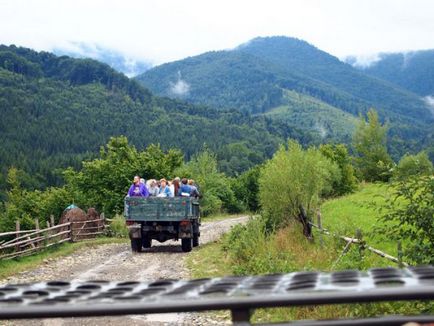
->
[0,167,74,232]
[259,140,340,229]
[230,165,262,212]
[107,215,129,238]
[175,150,239,216]
[319,143,358,196]
[65,136,182,216]
[352,109,393,182]
[392,151,433,181]
[379,175,434,265]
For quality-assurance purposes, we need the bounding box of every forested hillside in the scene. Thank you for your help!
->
[348,49,434,97]
[0,45,316,194]
[137,37,434,157]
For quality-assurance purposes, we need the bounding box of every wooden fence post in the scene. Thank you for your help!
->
[397,241,404,268]
[356,229,365,259]
[316,210,323,248]
[69,221,74,242]
[101,212,105,232]
[34,218,39,248]
[50,215,55,228]
[15,220,20,252]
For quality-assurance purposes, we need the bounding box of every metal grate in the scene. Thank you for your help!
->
[1,266,433,324]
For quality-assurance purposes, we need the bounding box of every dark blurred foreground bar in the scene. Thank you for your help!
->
[1,266,433,325]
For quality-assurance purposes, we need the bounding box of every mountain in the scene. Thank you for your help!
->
[53,42,152,77]
[347,49,434,98]
[1,45,320,192]
[136,36,434,155]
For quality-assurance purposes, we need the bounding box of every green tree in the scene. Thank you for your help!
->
[352,109,393,182]
[230,165,262,212]
[392,151,433,181]
[379,175,434,264]
[259,140,340,229]
[65,136,183,216]
[175,149,237,215]
[320,143,358,196]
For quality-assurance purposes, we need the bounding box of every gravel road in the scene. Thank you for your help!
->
[0,216,249,326]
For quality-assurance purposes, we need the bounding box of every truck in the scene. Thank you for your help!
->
[123,196,200,252]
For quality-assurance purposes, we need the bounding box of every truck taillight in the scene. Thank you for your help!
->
[126,220,135,226]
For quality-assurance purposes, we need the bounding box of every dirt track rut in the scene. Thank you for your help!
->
[0,216,249,326]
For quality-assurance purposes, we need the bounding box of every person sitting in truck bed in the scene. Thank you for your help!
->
[127,175,149,197]
[147,179,159,196]
[188,179,200,198]
[157,178,172,197]
[178,178,192,197]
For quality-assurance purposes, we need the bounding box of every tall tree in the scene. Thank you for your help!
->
[352,109,393,182]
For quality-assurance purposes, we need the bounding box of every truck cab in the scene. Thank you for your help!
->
[124,196,200,252]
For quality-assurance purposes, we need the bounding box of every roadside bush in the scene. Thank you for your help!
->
[392,151,433,181]
[106,215,128,238]
[222,217,296,275]
[379,175,434,265]
[231,165,262,212]
[259,140,340,229]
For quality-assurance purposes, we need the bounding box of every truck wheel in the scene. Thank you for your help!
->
[131,238,142,253]
[142,236,152,249]
[192,233,199,247]
[181,238,192,252]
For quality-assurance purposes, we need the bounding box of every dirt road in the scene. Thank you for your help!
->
[0,216,248,326]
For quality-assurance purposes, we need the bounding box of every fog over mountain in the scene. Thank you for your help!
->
[53,42,152,77]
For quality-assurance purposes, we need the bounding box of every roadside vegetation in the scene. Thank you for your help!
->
[188,109,433,321]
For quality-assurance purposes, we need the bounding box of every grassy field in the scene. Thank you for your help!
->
[0,237,127,280]
[320,182,398,253]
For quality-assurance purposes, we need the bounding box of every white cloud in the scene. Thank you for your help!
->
[314,122,327,139]
[1,0,434,65]
[169,72,190,96]
[424,95,434,117]
[345,53,381,68]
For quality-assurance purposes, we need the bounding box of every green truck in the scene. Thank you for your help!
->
[124,196,200,252]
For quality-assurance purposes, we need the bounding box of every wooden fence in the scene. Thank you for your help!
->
[304,211,408,267]
[0,216,106,260]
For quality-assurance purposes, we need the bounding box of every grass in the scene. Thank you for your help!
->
[0,237,127,280]
[320,182,397,253]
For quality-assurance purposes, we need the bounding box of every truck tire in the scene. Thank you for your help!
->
[192,232,199,247]
[142,236,152,249]
[181,238,192,252]
[131,238,142,253]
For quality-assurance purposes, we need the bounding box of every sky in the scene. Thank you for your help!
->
[1,0,434,66]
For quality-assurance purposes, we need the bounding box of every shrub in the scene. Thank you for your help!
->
[379,175,434,265]
[175,149,237,216]
[259,140,340,229]
[392,151,433,181]
[107,215,128,238]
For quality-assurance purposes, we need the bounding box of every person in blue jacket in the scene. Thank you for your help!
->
[157,178,172,197]
[178,178,192,196]
[127,175,149,197]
